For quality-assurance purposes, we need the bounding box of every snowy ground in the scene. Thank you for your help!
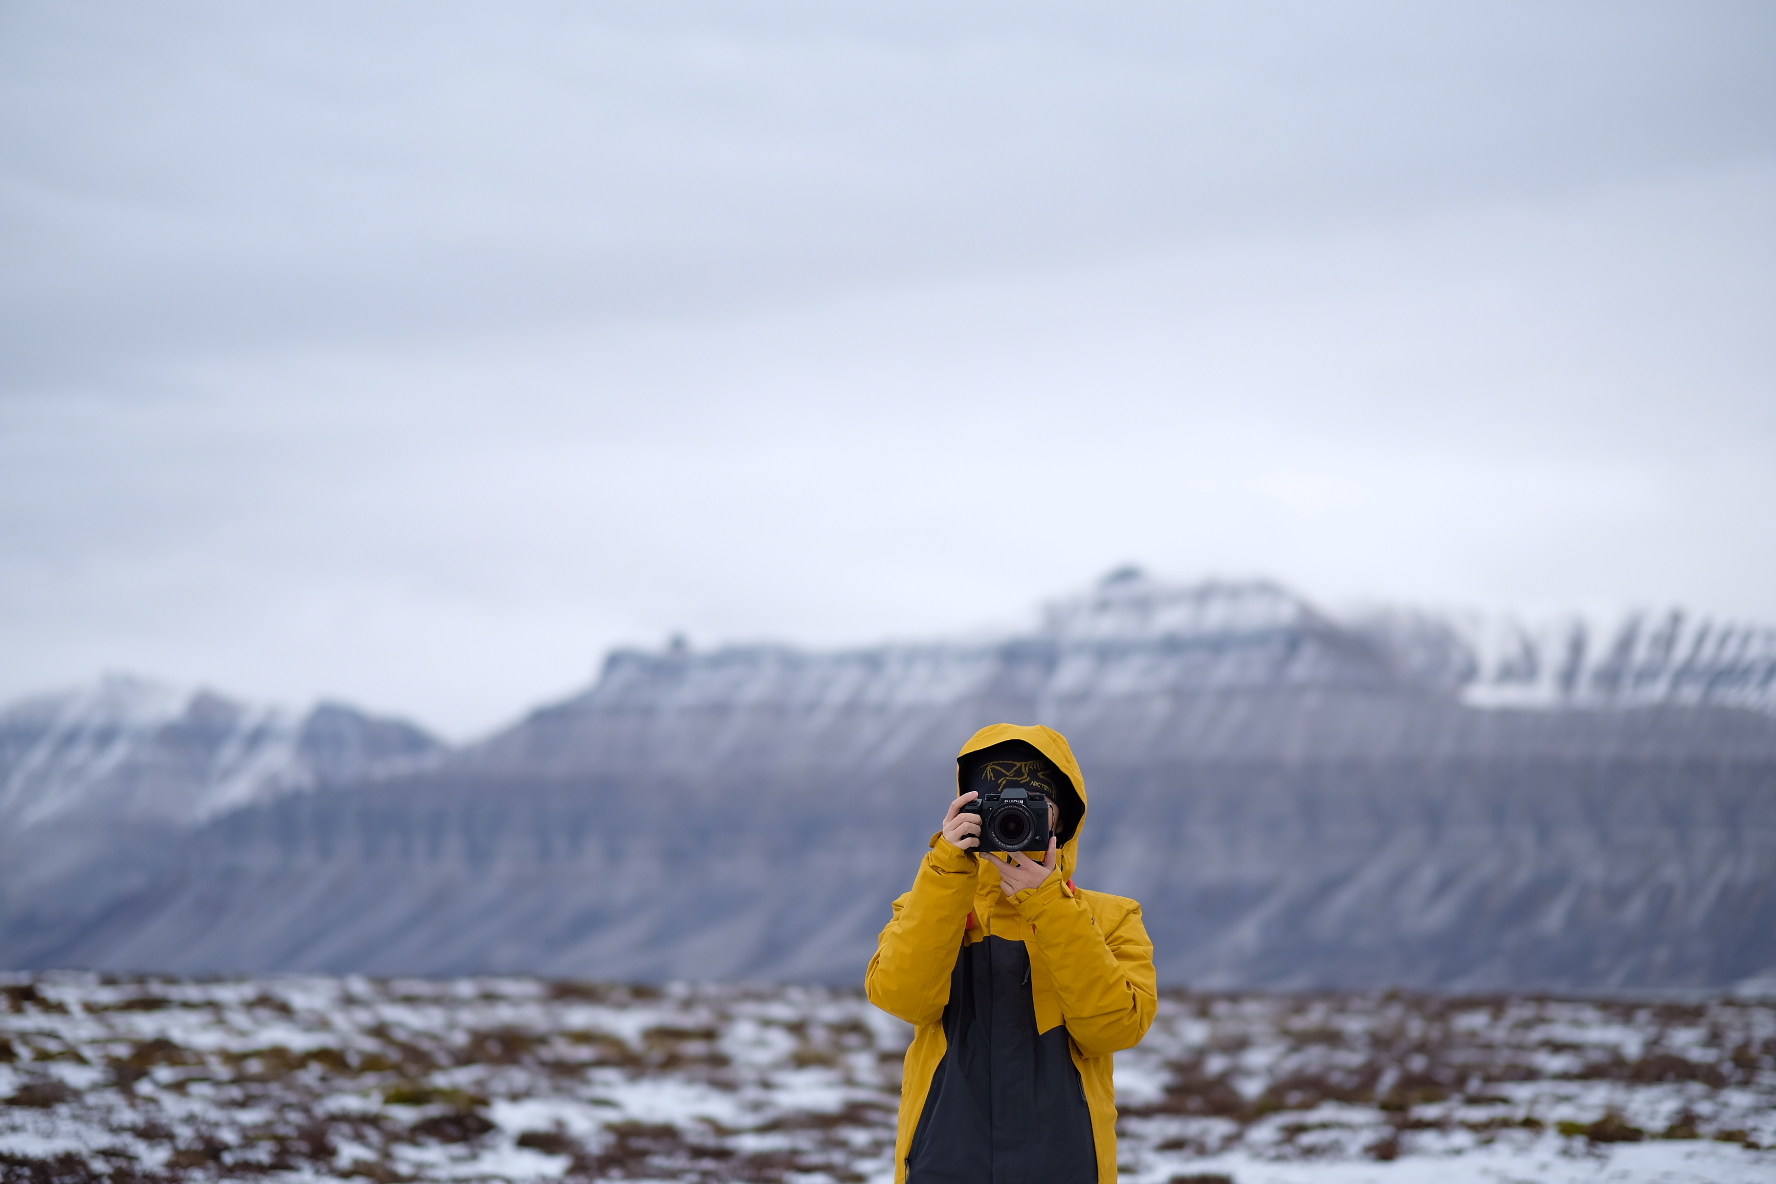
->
[1,975,1771,1184]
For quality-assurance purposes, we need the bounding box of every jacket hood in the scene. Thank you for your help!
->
[957,723,1087,883]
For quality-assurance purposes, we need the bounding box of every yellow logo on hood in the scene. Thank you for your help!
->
[975,760,1061,795]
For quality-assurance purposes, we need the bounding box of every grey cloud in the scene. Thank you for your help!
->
[4,1,1771,386]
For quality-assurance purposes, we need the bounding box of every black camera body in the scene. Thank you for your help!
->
[961,783,1052,853]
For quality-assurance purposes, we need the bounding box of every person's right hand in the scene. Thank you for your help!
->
[942,791,981,851]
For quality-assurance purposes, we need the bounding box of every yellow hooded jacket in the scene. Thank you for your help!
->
[866,724,1157,1184]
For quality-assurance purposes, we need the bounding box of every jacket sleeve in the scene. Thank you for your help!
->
[1013,877,1157,1057]
[865,835,978,1026]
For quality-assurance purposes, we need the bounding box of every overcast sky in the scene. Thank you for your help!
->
[3,1,1773,737]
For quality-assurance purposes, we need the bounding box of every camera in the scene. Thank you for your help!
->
[961,782,1052,853]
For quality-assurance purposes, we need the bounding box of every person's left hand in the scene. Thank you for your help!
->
[996,837,1059,897]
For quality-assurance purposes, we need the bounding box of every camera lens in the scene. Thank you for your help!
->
[991,804,1032,847]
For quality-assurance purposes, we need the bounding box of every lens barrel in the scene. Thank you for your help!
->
[990,803,1032,847]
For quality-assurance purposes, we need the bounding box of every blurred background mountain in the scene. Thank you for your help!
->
[4,572,1771,991]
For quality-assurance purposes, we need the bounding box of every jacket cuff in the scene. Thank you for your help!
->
[1010,871,1068,916]
[927,836,977,873]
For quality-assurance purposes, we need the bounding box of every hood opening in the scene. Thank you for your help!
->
[956,737,1085,845]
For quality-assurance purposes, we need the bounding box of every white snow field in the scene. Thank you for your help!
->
[1,976,1770,1184]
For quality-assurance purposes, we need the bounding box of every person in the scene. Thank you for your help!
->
[866,723,1157,1184]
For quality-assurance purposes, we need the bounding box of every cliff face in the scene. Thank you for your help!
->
[10,576,1776,990]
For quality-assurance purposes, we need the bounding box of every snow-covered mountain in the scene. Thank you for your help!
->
[0,675,441,967]
[0,674,441,833]
[5,574,1774,990]
[469,573,1427,785]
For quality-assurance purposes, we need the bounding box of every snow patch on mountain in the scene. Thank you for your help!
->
[1355,602,1776,716]
[1454,610,1776,713]
[1041,568,1776,716]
